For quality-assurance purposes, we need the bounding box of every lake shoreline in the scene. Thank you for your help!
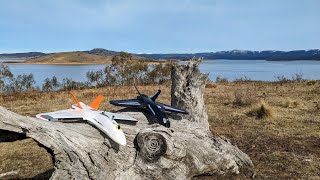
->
[1,61,178,65]
[2,60,320,87]
[2,59,319,65]
[2,62,109,65]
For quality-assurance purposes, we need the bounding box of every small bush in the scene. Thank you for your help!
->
[281,98,300,108]
[205,82,217,88]
[42,76,60,91]
[4,73,36,94]
[0,64,14,92]
[292,72,304,81]
[216,75,229,83]
[234,75,251,82]
[86,70,104,87]
[62,78,87,90]
[307,80,316,86]
[274,75,290,83]
[247,101,274,119]
[275,73,305,83]
[233,91,258,106]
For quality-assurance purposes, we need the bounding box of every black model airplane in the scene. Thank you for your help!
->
[110,86,188,128]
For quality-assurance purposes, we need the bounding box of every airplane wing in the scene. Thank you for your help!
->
[109,99,141,108]
[157,102,189,114]
[100,111,138,122]
[36,109,84,121]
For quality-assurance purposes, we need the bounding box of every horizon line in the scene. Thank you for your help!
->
[1,48,320,55]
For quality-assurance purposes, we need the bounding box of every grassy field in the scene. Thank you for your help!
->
[0,81,320,179]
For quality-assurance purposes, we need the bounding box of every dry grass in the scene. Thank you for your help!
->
[1,81,320,179]
[0,135,54,179]
[206,81,320,179]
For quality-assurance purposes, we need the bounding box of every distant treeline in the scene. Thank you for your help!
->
[0,56,174,94]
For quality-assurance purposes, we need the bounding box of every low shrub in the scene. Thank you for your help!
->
[216,75,229,83]
[234,75,252,82]
[233,91,258,106]
[281,98,300,108]
[205,82,217,88]
[247,101,275,119]
[307,80,317,86]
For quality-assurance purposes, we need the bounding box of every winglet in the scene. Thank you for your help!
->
[70,91,83,109]
[89,95,104,110]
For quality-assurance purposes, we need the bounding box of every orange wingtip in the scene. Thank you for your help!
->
[89,95,104,110]
[70,91,83,109]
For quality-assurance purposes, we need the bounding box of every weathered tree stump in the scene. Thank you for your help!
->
[171,60,209,128]
[0,61,253,179]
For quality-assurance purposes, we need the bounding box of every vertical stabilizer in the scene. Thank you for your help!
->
[150,90,161,101]
[70,92,83,109]
[89,95,104,110]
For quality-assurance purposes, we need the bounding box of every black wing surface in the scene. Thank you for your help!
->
[110,99,141,108]
[156,102,189,114]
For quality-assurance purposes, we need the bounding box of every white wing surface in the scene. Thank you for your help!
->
[36,109,85,121]
[101,111,138,122]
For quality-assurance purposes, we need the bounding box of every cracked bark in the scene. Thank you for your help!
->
[0,60,253,179]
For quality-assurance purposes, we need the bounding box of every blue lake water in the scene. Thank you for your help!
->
[201,60,320,81]
[0,59,25,63]
[5,64,105,87]
[1,59,320,87]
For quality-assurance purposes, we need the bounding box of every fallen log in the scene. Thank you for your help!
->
[0,61,253,179]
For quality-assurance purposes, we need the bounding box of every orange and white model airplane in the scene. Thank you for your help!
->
[36,92,137,146]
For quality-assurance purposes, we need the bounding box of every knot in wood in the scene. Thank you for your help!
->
[137,132,167,163]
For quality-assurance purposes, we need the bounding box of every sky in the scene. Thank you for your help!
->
[0,0,319,53]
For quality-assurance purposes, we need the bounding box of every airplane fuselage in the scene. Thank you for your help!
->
[86,112,126,146]
[37,103,127,145]
[138,95,170,127]
[109,89,188,128]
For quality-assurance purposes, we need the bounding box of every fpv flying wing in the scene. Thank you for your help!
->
[110,86,188,128]
[36,92,137,146]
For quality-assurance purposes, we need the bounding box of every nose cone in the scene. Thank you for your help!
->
[115,131,126,146]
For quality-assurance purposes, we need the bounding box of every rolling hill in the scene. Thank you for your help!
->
[26,52,113,64]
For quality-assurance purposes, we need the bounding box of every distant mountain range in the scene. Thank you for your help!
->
[138,49,320,61]
[0,52,45,59]
[1,49,320,61]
